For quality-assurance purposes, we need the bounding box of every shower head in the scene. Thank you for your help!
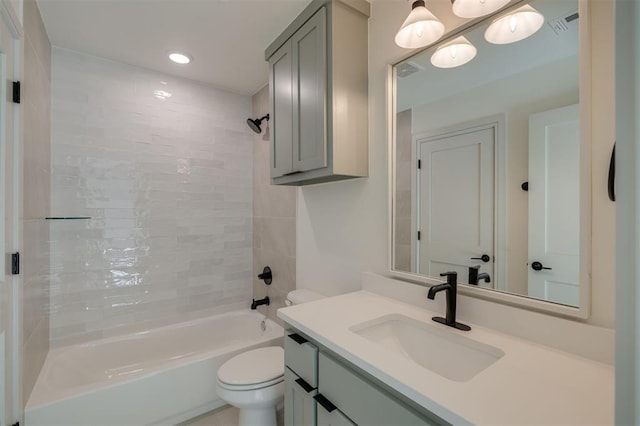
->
[247,114,270,134]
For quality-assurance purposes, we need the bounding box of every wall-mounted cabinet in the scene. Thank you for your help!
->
[265,0,369,186]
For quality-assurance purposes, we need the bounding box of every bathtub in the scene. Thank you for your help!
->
[25,310,284,426]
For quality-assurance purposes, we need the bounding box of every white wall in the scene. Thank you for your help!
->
[297,0,616,329]
[50,48,254,346]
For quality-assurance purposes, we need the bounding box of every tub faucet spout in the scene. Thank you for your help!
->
[251,296,270,310]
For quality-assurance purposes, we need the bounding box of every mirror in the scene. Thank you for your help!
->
[392,0,586,310]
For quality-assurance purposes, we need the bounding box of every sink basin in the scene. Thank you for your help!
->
[350,314,505,382]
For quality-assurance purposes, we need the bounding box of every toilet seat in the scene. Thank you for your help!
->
[217,346,284,391]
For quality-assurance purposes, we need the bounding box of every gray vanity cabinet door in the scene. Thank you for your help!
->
[285,367,317,426]
[291,7,327,174]
[269,39,294,178]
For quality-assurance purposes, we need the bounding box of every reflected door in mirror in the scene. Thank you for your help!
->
[528,104,580,305]
[417,126,494,287]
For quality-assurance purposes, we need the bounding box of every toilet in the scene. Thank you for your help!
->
[216,289,325,426]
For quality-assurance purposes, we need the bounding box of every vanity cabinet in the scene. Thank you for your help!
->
[284,329,444,426]
[265,0,369,186]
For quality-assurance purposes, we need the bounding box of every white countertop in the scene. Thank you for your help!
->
[278,290,614,425]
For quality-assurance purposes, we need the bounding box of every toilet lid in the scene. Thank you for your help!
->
[218,346,284,386]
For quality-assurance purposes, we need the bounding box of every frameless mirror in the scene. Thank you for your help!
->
[392,0,587,312]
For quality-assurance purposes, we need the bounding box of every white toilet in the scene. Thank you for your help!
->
[216,290,324,426]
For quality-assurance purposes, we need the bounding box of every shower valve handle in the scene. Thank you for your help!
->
[258,266,272,285]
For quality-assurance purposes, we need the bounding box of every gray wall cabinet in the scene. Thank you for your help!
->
[266,0,369,186]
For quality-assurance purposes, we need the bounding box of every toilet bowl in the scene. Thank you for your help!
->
[216,290,324,426]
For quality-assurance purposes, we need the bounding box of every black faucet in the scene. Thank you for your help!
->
[427,272,471,331]
[251,296,270,310]
[468,266,491,286]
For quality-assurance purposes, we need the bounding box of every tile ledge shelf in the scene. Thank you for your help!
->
[45,217,91,220]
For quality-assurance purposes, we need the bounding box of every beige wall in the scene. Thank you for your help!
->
[23,0,51,404]
[297,0,616,329]
[252,86,296,325]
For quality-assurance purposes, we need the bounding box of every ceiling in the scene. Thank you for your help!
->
[37,0,311,96]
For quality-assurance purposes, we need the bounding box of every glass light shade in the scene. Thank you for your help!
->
[395,1,445,49]
[451,0,511,18]
[484,5,545,44]
[430,36,477,68]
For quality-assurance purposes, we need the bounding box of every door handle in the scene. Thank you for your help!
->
[531,261,552,271]
[470,254,491,263]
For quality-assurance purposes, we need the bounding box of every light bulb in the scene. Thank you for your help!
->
[509,15,518,32]
[450,45,458,59]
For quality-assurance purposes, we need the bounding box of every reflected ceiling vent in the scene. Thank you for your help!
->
[396,61,423,78]
[548,11,579,35]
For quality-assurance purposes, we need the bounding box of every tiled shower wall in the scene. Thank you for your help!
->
[251,86,296,325]
[23,0,51,403]
[50,48,253,346]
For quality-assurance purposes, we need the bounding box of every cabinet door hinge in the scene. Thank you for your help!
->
[12,422,19,426]
[11,252,19,275]
[417,159,421,169]
[12,81,20,104]
[417,231,421,241]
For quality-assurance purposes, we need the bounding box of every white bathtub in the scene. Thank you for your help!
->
[25,310,284,426]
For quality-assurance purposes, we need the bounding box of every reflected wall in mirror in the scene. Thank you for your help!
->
[392,0,582,307]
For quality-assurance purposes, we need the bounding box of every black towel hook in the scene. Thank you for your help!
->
[608,143,615,202]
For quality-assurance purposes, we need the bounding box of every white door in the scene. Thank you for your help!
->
[0,4,20,424]
[417,127,494,287]
[528,104,580,305]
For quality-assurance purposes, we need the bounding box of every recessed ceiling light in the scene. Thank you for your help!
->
[169,53,191,64]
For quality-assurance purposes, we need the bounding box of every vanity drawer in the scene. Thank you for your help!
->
[285,332,318,388]
[318,352,442,426]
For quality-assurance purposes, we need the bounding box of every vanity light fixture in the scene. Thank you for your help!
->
[484,4,545,44]
[451,0,511,19]
[169,52,192,64]
[430,36,477,68]
[395,0,445,49]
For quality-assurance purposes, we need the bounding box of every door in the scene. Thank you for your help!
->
[291,6,326,173]
[269,39,294,178]
[0,5,20,424]
[417,127,494,287]
[528,104,580,305]
[284,368,316,426]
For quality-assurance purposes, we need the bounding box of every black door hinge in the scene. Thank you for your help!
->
[11,252,19,275]
[418,159,421,169]
[12,421,19,426]
[12,81,20,104]
[417,231,421,241]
